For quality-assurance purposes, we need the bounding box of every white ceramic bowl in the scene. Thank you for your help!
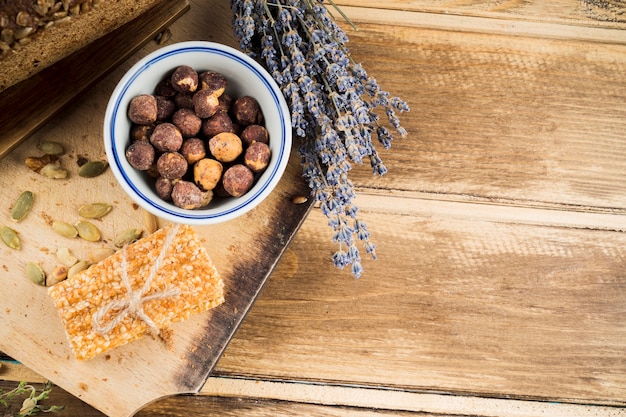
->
[104,41,292,225]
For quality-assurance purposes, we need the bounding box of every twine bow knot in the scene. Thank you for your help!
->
[93,224,181,336]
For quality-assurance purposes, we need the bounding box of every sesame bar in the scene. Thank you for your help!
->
[48,224,224,360]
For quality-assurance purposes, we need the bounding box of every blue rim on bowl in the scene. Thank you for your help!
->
[104,41,292,225]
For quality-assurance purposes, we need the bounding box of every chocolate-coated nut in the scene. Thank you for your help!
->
[155,78,177,97]
[194,158,223,191]
[170,65,198,93]
[155,177,177,200]
[171,180,212,209]
[131,124,154,142]
[128,94,157,125]
[199,71,227,96]
[216,94,233,114]
[232,95,262,126]
[174,92,194,110]
[208,132,243,163]
[193,89,220,118]
[202,113,234,138]
[126,141,155,171]
[244,141,271,173]
[150,122,183,152]
[222,164,254,197]
[241,124,269,146]
[155,95,176,121]
[172,108,202,137]
[156,152,188,179]
[180,138,206,164]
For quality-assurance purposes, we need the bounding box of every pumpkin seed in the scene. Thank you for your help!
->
[40,162,68,179]
[56,246,78,267]
[0,226,20,250]
[78,160,108,178]
[37,140,64,155]
[88,247,116,263]
[75,220,101,242]
[47,265,68,286]
[52,220,78,238]
[142,209,158,234]
[78,202,112,219]
[114,228,142,248]
[25,262,45,285]
[11,190,34,222]
[67,260,90,279]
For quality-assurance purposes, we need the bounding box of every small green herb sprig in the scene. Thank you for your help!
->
[0,381,64,417]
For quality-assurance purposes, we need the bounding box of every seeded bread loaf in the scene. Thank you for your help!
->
[0,0,164,93]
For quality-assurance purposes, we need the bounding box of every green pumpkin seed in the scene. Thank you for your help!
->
[52,221,78,238]
[38,140,64,155]
[40,162,68,179]
[88,247,116,263]
[68,260,90,279]
[75,220,101,242]
[25,262,45,285]
[11,190,34,222]
[78,202,112,219]
[78,160,108,178]
[56,247,78,267]
[142,209,158,234]
[114,228,142,248]
[0,226,20,250]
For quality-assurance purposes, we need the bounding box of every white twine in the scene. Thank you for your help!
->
[93,224,182,336]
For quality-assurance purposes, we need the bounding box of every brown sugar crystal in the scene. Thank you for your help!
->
[48,224,224,360]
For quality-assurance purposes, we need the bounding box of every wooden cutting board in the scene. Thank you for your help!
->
[0,3,314,416]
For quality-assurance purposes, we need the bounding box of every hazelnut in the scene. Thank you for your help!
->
[199,71,228,96]
[244,141,271,173]
[155,177,177,200]
[172,108,202,137]
[170,65,198,93]
[128,94,157,125]
[131,124,154,142]
[150,123,183,152]
[156,152,188,179]
[180,138,206,164]
[155,78,177,97]
[202,113,234,138]
[125,141,155,171]
[155,95,176,121]
[174,93,194,110]
[241,124,269,146]
[171,180,213,209]
[232,95,262,126]
[216,93,233,114]
[208,132,243,163]
[193,89,220,118]
[222,164,254,197]
[194,158,223,191]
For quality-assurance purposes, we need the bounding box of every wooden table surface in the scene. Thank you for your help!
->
[2,0,626,416]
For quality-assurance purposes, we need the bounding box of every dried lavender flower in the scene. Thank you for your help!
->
[231,0,409,277]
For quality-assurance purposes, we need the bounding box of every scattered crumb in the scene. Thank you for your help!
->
[105,354,111,361]
[40,212,53,226]
[159,327,174,351]
[79,382,88,391]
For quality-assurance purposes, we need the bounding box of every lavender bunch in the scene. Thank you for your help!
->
[230,0,409,277]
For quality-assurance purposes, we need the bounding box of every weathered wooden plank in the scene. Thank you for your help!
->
[214,198,626,406]
[328,19,626,211]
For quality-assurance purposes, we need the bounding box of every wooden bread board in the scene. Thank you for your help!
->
[0,3,314,416]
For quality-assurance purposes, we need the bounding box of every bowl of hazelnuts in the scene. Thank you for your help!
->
[104,41,292,224]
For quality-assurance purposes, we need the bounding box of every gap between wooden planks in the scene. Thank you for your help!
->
[2,363,624,417]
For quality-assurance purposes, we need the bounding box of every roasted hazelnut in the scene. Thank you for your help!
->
[155,95,176,121]
[131,124,154,142]
[232,95,262,126]
[174,93,194,110]
[155,177,177,200]
[222,164,254,197]
[241,124,269,146]
[194,158,223,191]
[125,141,155,171]
[244,141,271,173]
[156,152,188,179]
[171,180,213,209]
[216,93,233,114]
[128,94,157,125]
[202,112,234,138]
[150,122,183,152]
[155,78,177,97]
[199,71,228,96]
[180,138,206,164]
[172,108,202,137]
[170,65,198,93]
[193,89,220,118]
[208,132,243,163]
